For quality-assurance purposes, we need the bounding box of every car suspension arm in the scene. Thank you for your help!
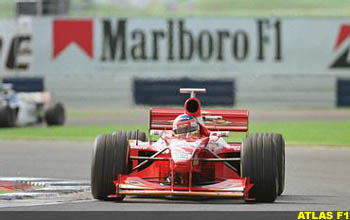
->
[204,148,239,173]
[131,148,168,171]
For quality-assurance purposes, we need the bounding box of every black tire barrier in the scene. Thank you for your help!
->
[337,79,350,107]
[133,78,235,106]
[3,77,44,92]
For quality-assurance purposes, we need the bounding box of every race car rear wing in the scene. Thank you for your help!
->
[149,108,249,132]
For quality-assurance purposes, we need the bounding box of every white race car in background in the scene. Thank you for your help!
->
[0,78,65,128]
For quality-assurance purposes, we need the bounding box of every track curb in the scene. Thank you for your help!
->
[0,177,90,200]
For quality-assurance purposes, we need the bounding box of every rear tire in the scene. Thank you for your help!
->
[45,102,65,126]
[241,133,278,202]
[0,106,16,127]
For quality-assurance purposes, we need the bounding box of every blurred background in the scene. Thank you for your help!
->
[0,0,350,145]
[2,0,350,17]
[2,2,350,210]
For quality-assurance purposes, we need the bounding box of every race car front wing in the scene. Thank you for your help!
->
[111,176,253,199]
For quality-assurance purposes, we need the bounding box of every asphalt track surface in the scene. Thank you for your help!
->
[0,140,349,211]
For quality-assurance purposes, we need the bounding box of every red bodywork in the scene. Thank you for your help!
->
[111,98,254,200]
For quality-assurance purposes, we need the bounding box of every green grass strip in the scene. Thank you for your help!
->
[3,0,350,18]
[249,121,350,146]
[0,121,349,146]
[0,189,15,194]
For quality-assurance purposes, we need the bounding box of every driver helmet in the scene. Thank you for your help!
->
[172,114,199,136]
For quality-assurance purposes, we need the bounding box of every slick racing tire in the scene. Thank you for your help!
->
[270,133,285,196]
[91,131,146,201]
[0,106,16,128]
[241,133,278,202]
[45,102,65,126]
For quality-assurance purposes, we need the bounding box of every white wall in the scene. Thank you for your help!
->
[236,75,336,108]
[1,17,349,108]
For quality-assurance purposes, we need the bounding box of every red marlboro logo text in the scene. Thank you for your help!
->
[334,25,350,49]
[331,25,350,68]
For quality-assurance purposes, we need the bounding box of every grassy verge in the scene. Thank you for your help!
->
[0,190,9,194]
[0,121,350,146]
[249,121,350,146]
[68,0,350,18]
[2,0,350,18]
[0,188,16,194]
[0,125,148,142]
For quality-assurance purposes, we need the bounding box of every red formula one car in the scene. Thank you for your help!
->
[91,88,285,202]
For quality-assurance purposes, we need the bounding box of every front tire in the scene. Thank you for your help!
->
[271,133,285,195]
[241,133,278,202]
[91,130,146,201]
[0,106,16,127]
